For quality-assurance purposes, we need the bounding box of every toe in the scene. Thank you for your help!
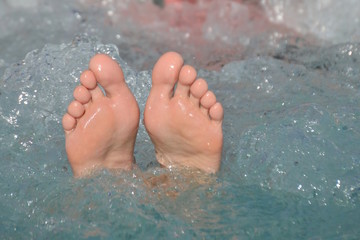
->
[89,86,104,101]
[62,113,76,132]
[89,54,126,98]
[175,65,197,97]
[73,85,91,104]
[200,90,216,115]
[190,78,208,106]
[80,69,104,101]
[200,91,216,109]
[67,100,85,118]
[80,70,97,90]
[152,52,184,99]
[209,102,224,122]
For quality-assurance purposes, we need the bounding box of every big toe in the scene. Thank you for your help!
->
[89,54,126,98]
[152,52,184,98]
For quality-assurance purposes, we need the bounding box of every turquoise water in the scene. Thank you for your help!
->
[1,0,360,239]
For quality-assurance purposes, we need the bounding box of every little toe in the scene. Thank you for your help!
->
[209,102,224,122]
[67,100,85,118]
[152,51,184,99]
[73,85,91,104]
[190,78,208,106]
[175,65,197,97]
[200,91,216,115]
[89,54,127,98]
[62,113,76,132]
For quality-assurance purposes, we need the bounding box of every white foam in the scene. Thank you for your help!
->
[262,0,360,43]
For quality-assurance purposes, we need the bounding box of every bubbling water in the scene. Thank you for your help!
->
[0,0,360,238]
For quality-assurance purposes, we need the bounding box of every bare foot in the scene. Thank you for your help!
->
[144,52,224,173]
[62,54,140,177]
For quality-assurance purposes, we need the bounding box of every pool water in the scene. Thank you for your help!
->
[0,0,360,239]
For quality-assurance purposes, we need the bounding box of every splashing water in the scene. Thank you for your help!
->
[1,0,360,239]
